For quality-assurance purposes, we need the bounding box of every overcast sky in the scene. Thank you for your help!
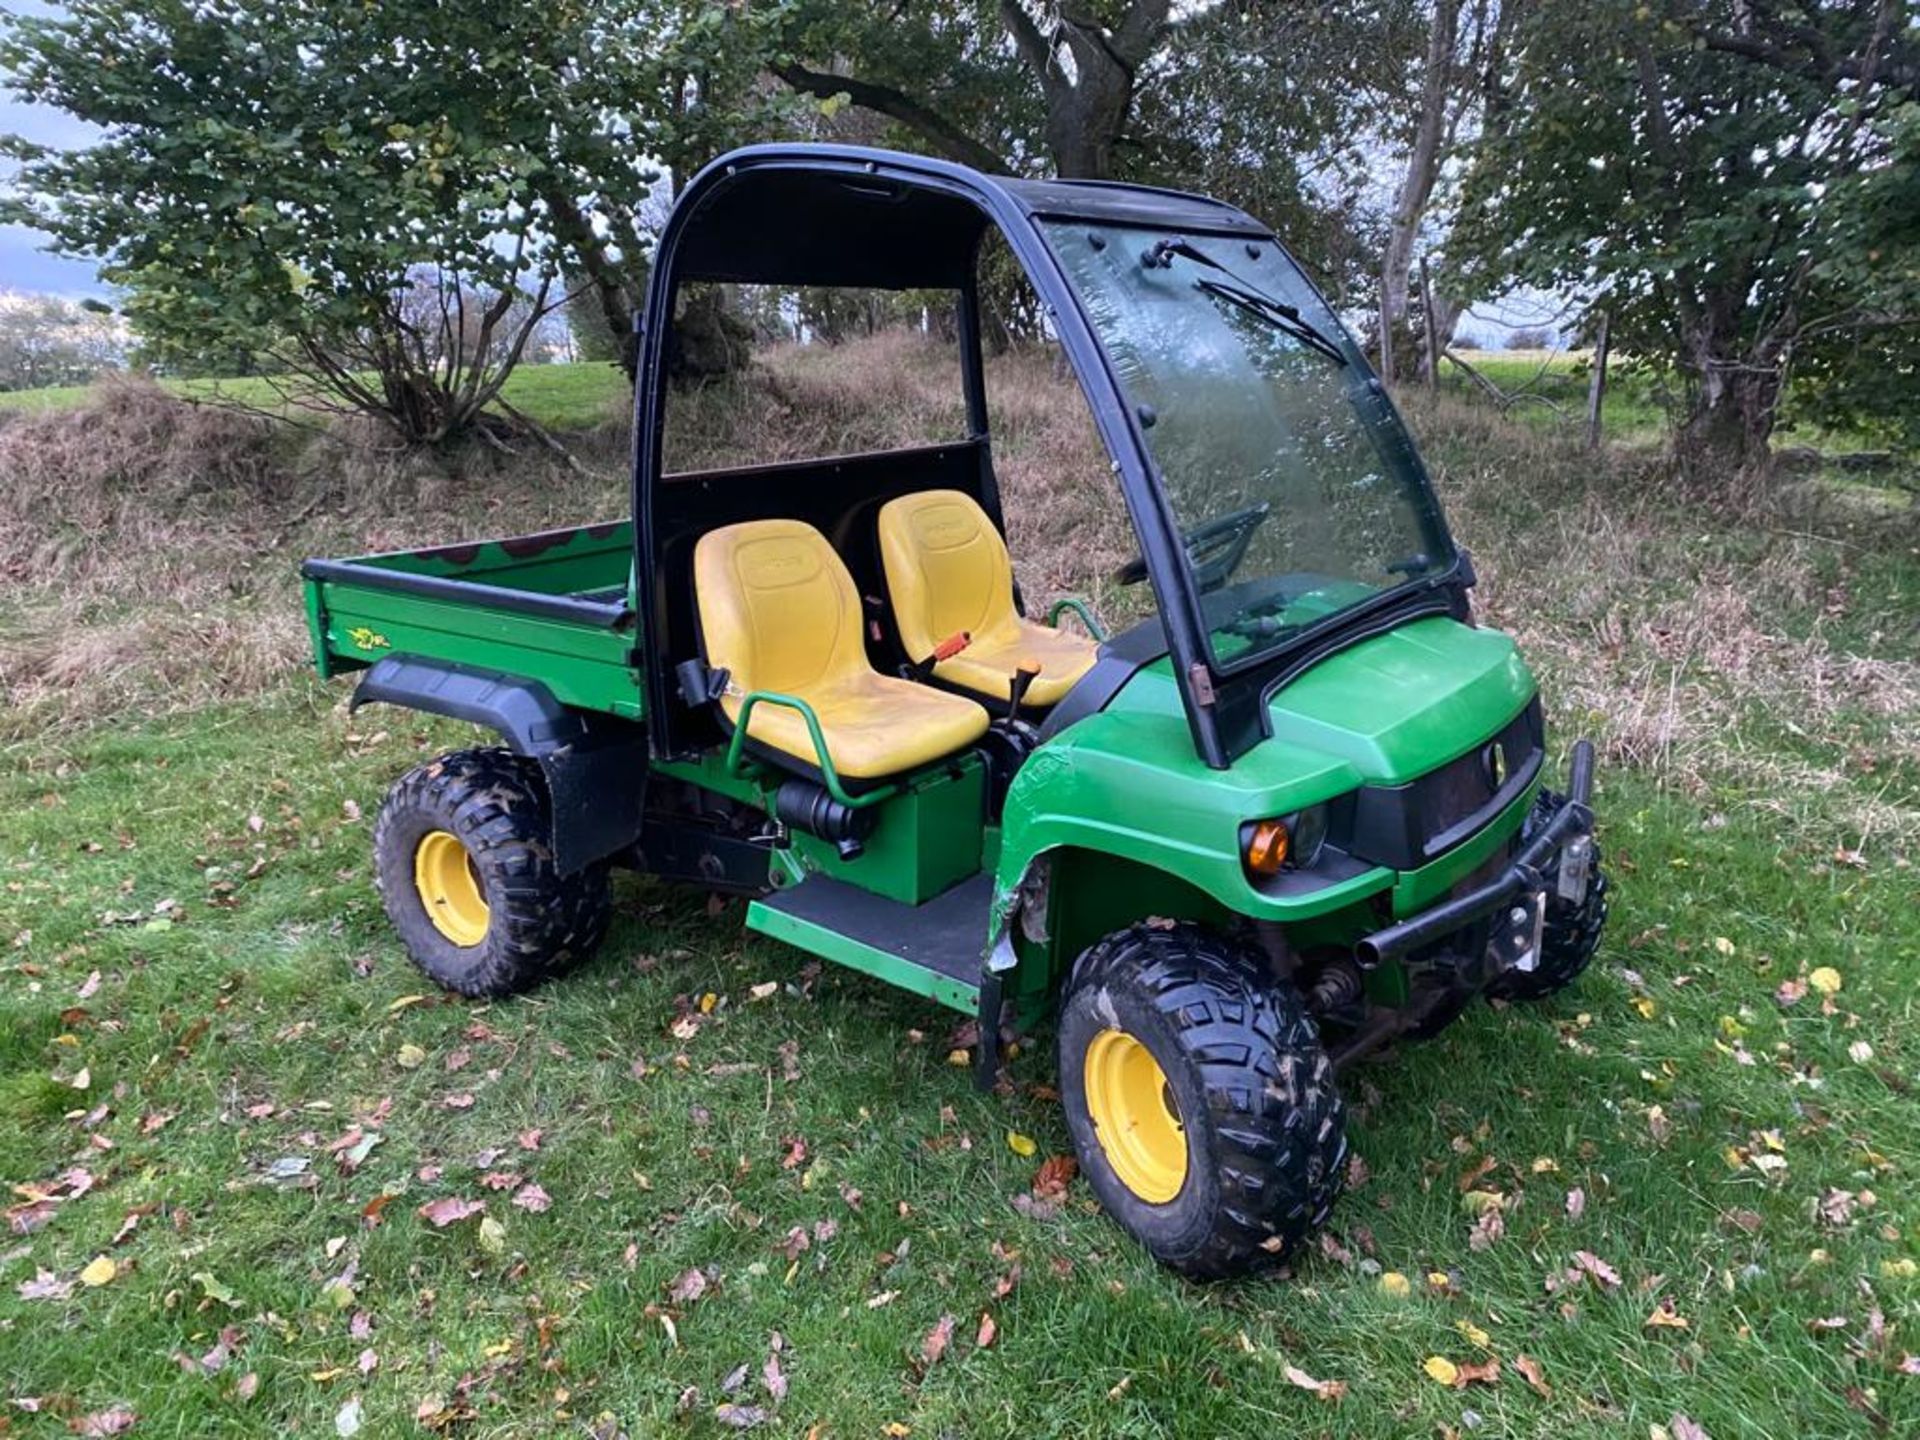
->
[0,0,109,298]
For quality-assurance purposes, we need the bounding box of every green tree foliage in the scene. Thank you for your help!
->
[1456,0,1919,470]
[0,0,776,441]
[769,2,1402,291]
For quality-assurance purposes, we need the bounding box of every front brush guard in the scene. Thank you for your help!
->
[1355,739,1596,970]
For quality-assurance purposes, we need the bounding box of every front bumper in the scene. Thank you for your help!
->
[1355,739,1596,969]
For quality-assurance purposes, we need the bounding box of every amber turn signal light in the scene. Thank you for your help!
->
[1244,818,1291,875]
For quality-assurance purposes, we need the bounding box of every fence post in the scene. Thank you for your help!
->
[1378,282,1395,384]
[1585,309,1611,450]
[1419,256,1440,389]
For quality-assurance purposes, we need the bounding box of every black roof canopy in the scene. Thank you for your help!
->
[668,144,1270,290]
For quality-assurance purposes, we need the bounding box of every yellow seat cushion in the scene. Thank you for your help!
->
[877,490,1099,708]
[693,518,989,780]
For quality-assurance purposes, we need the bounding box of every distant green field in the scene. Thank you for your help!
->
[0,362,630,433]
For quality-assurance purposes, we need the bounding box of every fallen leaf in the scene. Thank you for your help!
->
[763,1350,787,1403]
[1514,1353,1550,1398]
[335,1395,363,1437]
[1808,967,1843,996]
[511,1183,552,1214]
[1469,1205,1506,1251]
[417,1196,484,1227]
[1631,996,1657,1020]
[1645,1297,1690,1330]
[1566,1187,1586,1219]
[715,1403,768,1429]
[668,1268,709,1303]
[193,1271,240,1305]
[395,1043,427,1069]
[1572,1250,1622,1289]
[1671,1415,1710,1440]
[1713,936,1735,956]
[1006,1131,1037,1158]
[477,1216,507,1255]
[921,1314,956,1367]
[1424,1356,1460,1385]
[17,1268,73,1301]
[1454,1356,1501,1387]
[1032,1154,1078,1201]
[73,1409,137,1437]
[1457,1319,1492,1349]
[867,1289,899,1309]
[976,1312,998,1349]
[1283,1364,1347,1402]
[1379,1271,1411,1298]
[79,1254,117,1287]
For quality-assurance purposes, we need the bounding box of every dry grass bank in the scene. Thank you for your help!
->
[3,338,1915,855]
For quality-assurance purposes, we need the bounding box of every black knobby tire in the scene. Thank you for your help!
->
[1058,922,1347,1280]
[1487,787,1610,1002]
[372,748,611,997]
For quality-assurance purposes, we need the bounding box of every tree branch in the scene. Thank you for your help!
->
[770,62,1010,174]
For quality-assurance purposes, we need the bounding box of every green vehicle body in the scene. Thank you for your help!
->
[304,143,1593,1079]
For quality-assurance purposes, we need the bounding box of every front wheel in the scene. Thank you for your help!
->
[1058,922,1346,1279]
[372,748,611,997]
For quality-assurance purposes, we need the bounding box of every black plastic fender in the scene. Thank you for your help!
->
[350,655,646,875]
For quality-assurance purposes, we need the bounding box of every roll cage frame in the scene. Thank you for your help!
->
[630,143,1467,770]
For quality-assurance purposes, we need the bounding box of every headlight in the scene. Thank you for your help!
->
[1241,805,1329,877]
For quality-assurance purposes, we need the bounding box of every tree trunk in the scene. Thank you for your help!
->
[1675,313,1782,477]
[1000,1,1172,180]
[1380,0,1462,380]
[1677,365,1781,477]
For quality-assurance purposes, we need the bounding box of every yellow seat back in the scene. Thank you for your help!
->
[693,518,869,706]
[877,490,1021,660]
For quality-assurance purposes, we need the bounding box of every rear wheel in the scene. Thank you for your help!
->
[1058,922,1346,1279]
[373,748,611,997]
[1488,788,1610,1002]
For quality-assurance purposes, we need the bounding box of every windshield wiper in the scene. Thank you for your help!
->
[1193,277,1350,368]
[1141,235,1349,368]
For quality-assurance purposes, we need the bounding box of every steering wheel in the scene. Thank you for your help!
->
[1113,501,1271,593]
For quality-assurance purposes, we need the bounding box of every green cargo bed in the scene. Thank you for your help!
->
[302,520,644,720]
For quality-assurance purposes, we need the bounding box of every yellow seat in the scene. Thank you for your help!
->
[693,519,990,781]
[878,490,1100,708]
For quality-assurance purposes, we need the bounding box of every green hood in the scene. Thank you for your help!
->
[1265,615,1535,784]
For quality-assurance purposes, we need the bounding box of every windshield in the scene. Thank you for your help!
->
[1043,222,1456,673]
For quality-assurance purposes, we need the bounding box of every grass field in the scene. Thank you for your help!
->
[0,362,632,433]
[2,336,1917,1437]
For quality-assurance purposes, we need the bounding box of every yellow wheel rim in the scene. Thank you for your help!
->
[413,830,489,947]
[1083,1028,1188,1204]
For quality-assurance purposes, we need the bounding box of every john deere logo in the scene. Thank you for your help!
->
[347,626,391,651]
[1482,741,1507,790]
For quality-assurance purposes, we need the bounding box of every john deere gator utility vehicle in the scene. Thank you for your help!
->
[303,144,1608,1278]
